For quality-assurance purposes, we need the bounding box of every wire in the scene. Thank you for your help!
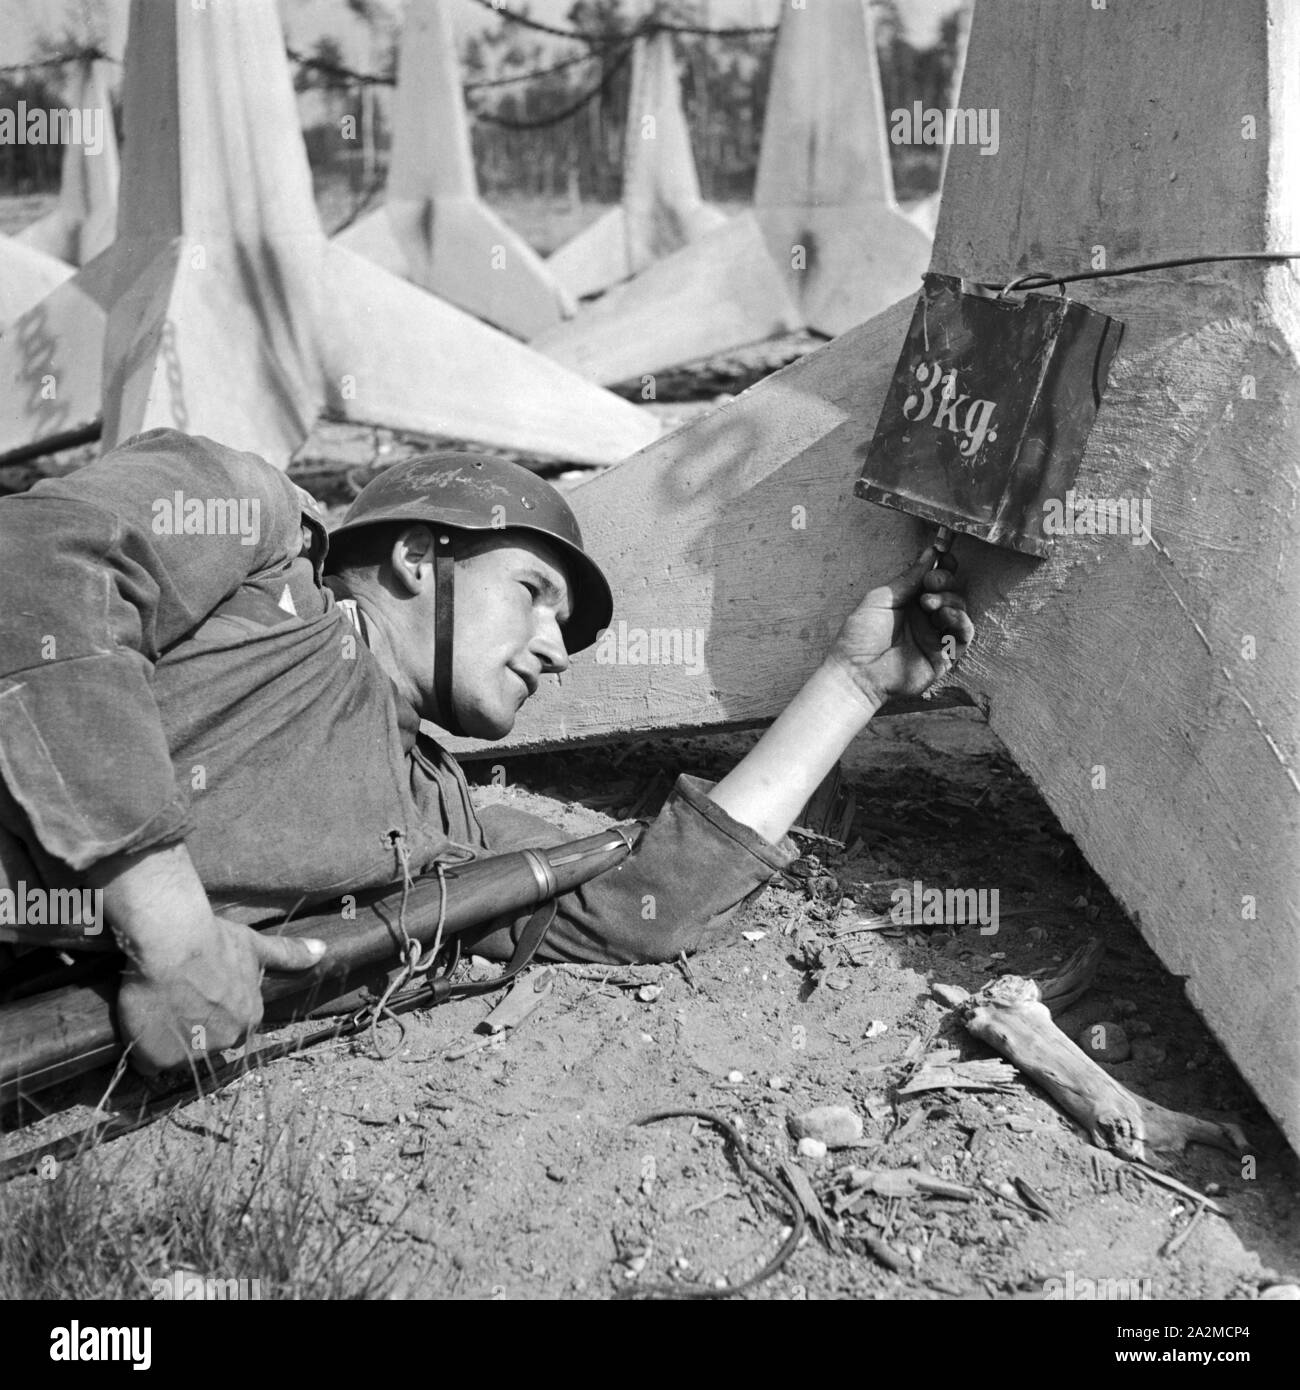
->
[645,18,777,37]
[288,44,602,94]
[465,47,603,90]
[467,40,636,130]
[0,48,115,75]
[466,0,624,44]
[286,45,393,86]
[621,1108,805,1300]
[467,0,775,42]
[999,252,1300,297]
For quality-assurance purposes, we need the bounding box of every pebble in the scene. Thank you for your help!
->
[796,1137,828,1160]
[768,1075,788,1091]
[726,1070,745,1084]
[864,1019,888,1039]
[637,984,663,1003]
[789,1104,864,1149]
[1077,1020,1131,1063]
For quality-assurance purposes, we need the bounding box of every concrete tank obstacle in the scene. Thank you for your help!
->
[16,58,119,267]
[533,210,802,387]
[536,0,937,386]
[0,235,74,326]
[753,0,931,337]
[547,29,726,302]
[0,0,658,468]
[901,4,971,241]
[335,0,575,341]
[454,0,1300,1154]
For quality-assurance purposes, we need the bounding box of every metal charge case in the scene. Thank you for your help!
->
[855,272,1125,558]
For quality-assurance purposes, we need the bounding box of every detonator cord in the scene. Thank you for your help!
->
[362,831,477,1058]
[999,251,1300,297]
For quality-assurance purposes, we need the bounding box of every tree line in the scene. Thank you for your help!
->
[2,1,967,205]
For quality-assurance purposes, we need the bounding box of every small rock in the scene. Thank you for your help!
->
[545,1165,566,1183]
[1077,1020,1131,1063]
[1259,1284,1300,1300]
[789,1104,864,1150]
[768,1075,787,1091]
[637,984,663,1003]
[741,930,766,942]
[824,971,851,991]
[726,1070,745,1084]
[796,1137,828,1160]
[864,1019,888,1039]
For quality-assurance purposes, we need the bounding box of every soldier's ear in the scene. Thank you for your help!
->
[390,525,436,594]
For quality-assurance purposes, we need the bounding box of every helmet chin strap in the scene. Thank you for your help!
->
[434,533,465,737]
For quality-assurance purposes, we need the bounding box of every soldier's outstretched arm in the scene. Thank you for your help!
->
[705,545,972,843]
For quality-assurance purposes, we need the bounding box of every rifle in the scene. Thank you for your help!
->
[0,825,640,1108]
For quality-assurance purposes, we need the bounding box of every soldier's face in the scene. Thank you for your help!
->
[448,533,573,739]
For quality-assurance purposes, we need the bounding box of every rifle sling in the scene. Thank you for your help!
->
[428,900,557,1004]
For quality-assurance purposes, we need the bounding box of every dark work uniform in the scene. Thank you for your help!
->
[0,430,796,965]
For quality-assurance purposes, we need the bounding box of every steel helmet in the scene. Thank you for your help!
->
[328,453,614,736]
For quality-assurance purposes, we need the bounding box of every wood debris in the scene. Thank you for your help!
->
[939,972,1247,1162]
[779,1159,843,1254]
[841,1167,976,1202]
[899,1058,1018,1095]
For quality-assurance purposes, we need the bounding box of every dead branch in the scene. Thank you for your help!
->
[946,974,1247,1162]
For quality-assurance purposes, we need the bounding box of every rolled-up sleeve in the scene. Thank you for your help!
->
[0,429,313,872]
[470,774,800,965]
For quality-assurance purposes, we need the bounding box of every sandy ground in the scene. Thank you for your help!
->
[3,713,1297,1301]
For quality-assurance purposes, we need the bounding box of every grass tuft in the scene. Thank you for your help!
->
[0,1083,400,1300]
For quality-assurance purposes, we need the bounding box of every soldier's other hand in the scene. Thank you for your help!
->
[117,914,325,1075]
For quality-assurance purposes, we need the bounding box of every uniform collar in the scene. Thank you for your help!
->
[326,580,420,753]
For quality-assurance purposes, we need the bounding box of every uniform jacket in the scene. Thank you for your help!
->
[0,430,796,964]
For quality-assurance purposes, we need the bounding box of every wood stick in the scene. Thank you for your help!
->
[949,974,1246,1162]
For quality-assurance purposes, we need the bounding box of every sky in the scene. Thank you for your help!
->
[1,0,959,71]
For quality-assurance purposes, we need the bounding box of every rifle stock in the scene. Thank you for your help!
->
[0,825,639,1107]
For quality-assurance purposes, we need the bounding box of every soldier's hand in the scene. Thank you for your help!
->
[116,913,325,1074]
[825,546,974,706]
[88,841,325,1076]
